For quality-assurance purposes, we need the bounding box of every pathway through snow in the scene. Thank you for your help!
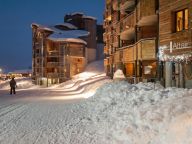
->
[0,60,192,143]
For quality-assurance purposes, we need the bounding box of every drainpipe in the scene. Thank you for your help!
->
[41,32,44,85]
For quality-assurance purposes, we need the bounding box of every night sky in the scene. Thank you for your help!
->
[0,0,104,72]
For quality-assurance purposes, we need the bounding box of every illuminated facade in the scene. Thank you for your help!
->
[159,0,192,88]
[31,23,88,86]
[104,0,158,83]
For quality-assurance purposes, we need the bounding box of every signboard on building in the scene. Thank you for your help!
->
[159,41,192,61]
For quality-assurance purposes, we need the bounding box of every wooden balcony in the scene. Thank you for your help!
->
[46,62,59,67]
[104,9,112,21]
[115,22,121,34]
[120,10,136,40]
[114,51,121,63]
[136,38,156,60]
[104,46,109,55]
[122,45,135,63]
[104,58,109,66]
[103,32,107,42]
[137,0,158,26]
[47,51,59,56]
[112,0,119,11]
[120,0,135,13]
[47,73,59,78]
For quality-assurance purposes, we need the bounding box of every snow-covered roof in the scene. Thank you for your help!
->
[71,12,84,16]
[47,29,89,44]
[31,23,77,33]
[82,15,97,20]
[31,23,39,27]
[68,12,97,21]
[55,23,77,30]
[31,23,54,32]
[32,22,89,45]
[48,30,89,39]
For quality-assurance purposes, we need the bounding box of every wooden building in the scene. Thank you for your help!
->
[159,0,192,88]
[31,23,88,86]
[64,13,97,62]
[104,0,158,83]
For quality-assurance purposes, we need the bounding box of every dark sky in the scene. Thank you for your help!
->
[0,0,104,72]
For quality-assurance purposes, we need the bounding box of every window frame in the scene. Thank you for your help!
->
[175,8,189,32]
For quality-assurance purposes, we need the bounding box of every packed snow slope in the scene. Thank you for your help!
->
[0,60,192,144]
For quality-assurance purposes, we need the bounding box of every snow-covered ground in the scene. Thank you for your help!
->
[0,60,192,144]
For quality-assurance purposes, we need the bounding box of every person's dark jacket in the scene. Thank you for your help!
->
[10,79,16,88]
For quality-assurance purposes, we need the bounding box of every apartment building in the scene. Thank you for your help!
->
[31,23,88,86]
[159,0,192,88]
[64,12,97,62]
[32,12,104,86]
[104,0,158,83]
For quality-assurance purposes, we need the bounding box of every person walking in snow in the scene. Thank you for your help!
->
[10,77,17,95]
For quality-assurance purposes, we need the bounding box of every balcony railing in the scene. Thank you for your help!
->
[136,38,156,60]
[103,32,107,42]
[47,51,59,56]
[122,45,135,63]
[136,0,157,26]
[120,10,135,32]
[104,46,109,54]
[46,62,59,67]
[104,58,109,66]
[47,73,59,78]
[120,0,135,13]
[120,10,136,40]
[112,0,119,11]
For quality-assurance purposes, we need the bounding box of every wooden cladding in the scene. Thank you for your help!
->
[120,10,136,33]
[104,59,109,66]
[123,46,134,62]
[137,39,156,60]
[137,0,156,19]
[114,51,120,63]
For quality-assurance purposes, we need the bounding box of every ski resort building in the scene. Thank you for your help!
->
[31,23,88,85]
[159,0,192,88]
[31,12,104,86]
[103,0,158,83]
[104,0,192,88]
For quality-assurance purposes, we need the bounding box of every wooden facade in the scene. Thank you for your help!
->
[104,0,158,82]
[159,0,192,88]
[31,25,87,86]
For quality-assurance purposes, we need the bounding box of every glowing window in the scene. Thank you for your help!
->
[176,9,188,32]
[185,9,188,30]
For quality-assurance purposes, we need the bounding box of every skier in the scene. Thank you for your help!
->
[10,77,17,95]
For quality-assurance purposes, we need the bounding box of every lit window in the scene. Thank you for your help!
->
[185,9,188,30]
[176,9,188,32]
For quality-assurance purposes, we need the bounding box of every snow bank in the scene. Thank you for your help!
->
[79,81,192,143]
[72,60,105,81]
[113,69,125,80]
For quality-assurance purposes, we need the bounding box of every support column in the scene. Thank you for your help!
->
[179,63,184,88]
[165,61,172,87]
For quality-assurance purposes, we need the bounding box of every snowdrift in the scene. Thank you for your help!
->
[79,81,192,143]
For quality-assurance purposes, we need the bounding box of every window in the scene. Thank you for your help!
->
[176,9,188,32]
